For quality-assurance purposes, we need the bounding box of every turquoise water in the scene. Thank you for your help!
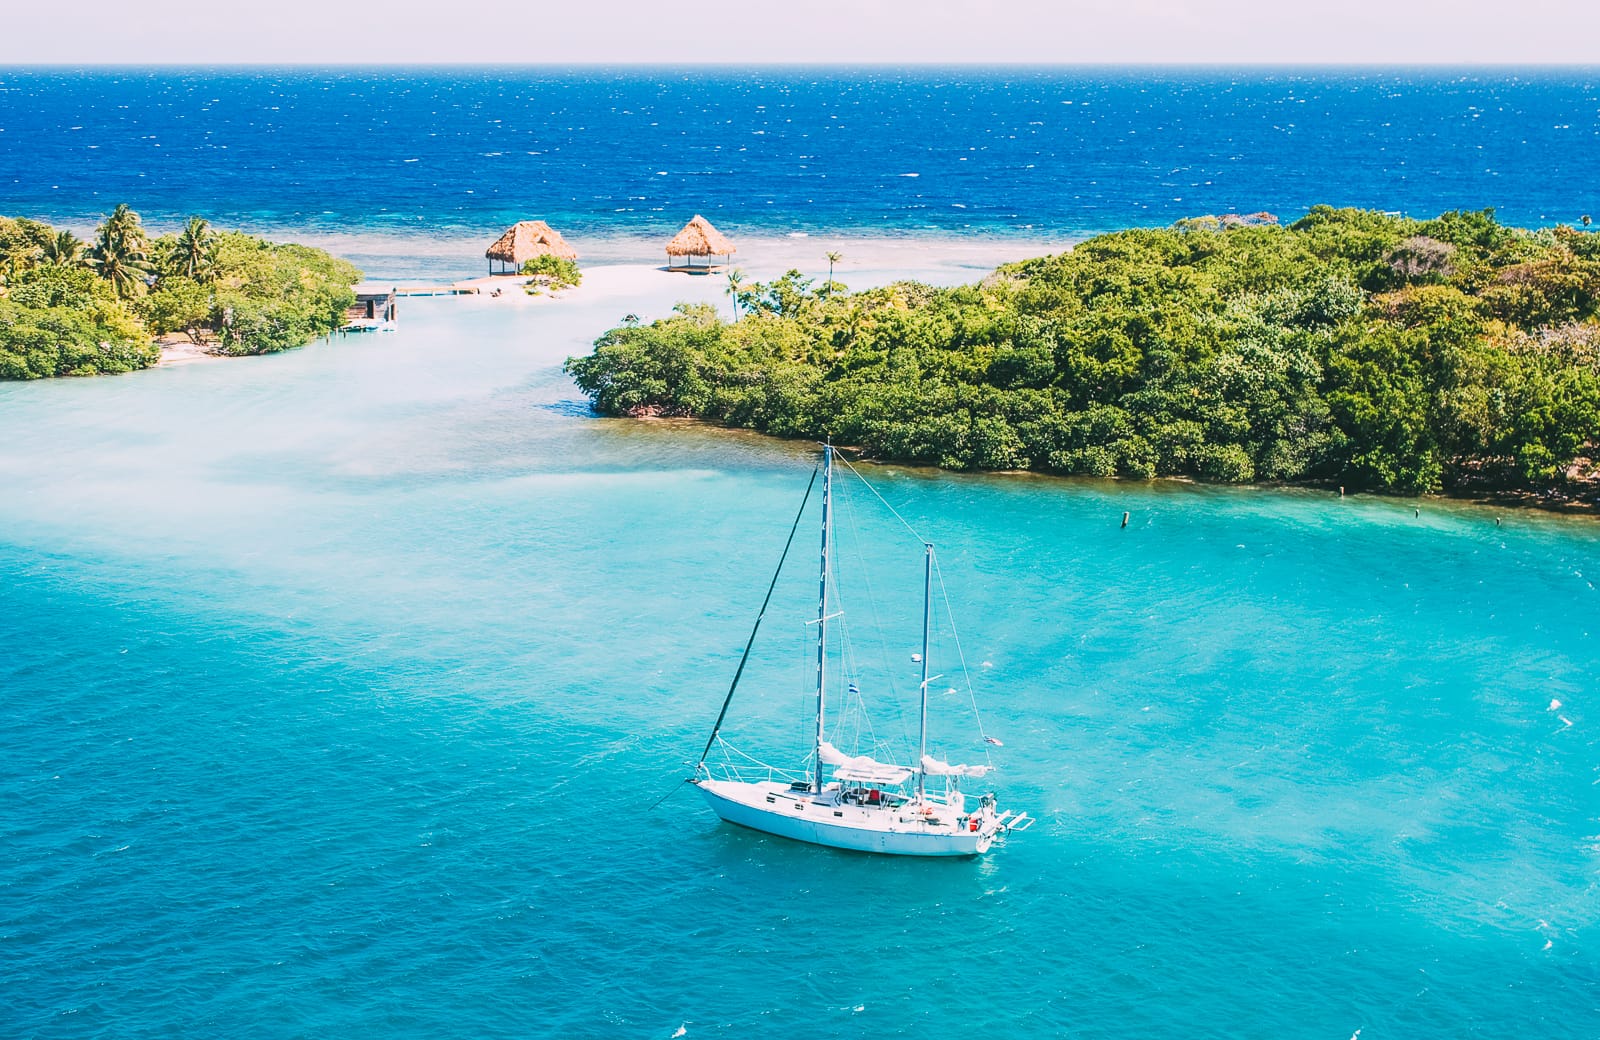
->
[3,281,1598,1037]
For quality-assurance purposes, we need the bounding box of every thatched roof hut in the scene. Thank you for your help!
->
[485,220,577,274]
[666,215,735,272]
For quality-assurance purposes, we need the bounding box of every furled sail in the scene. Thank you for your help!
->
[818,741,911,785]
[920,755,992,778]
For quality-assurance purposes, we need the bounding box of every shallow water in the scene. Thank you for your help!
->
[2,276,1596,1038]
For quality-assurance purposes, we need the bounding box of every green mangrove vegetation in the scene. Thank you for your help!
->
[1,207,361,378]
[521,254,583,293]
[565,208,1600,498]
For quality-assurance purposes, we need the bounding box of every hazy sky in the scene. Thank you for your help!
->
[5,0,1600,64]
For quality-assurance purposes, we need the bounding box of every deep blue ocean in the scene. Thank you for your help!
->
[1,66,1599,239]
[3,68,1600,1039]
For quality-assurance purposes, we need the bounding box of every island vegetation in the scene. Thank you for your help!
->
[565,207,1600,499]
[521,254,582,294]
[0,206,361,379]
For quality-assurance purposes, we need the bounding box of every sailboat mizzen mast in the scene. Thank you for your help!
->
[813,444,833,794]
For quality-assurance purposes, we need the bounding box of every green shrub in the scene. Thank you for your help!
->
[521,254,582,289]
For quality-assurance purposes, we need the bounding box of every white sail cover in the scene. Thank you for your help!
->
[920,755,992,779]
[818,741,911,785]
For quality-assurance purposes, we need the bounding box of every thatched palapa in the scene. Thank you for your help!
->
[666,215,736,272]
[485,220,577,274]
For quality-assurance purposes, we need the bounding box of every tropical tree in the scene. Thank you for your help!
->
[168,216,216,282]
[726,268,745,319]
[824,251,842,297]
[89,204,153,299]
[41,230,88,268]
[519,253,581,290]
[0,218,46,286]
[0,240,38,286]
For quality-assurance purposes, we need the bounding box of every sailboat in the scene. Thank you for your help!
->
[692,444,1031,856]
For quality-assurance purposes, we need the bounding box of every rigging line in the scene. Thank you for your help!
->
[932,551,996,768]
[819,510,874,758]
[838,480,915,761]
[717,733,804,781]
[694,464,821,771]
[833,451,928,546]
[835,462,914,750]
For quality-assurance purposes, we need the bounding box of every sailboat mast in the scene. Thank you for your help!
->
[917,542,933,801]
[813,444,833,794]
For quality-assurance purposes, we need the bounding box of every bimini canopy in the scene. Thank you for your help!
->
[818,741,911,786]
[921,755,992,779]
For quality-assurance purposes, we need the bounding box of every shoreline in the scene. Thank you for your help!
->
[34,221,1080,284]
[617,417,1600,520]
[150,245,1033,366]
[315,229,1083,284]
[132,250,1600,521]
[23,212,1595,521]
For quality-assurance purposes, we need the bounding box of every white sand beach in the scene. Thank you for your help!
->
[155,332,227,366]
[307,230,1076,289]
[403,232,1075,309]
[153,232,1078,367]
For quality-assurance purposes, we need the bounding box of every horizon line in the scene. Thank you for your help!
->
[3,60,1600,69]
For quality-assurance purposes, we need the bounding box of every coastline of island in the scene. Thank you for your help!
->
[0,207,362,378]
[9,201,1599,510]
[564,206,1600,506]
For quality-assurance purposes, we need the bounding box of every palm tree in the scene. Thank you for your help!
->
[824,251,842,297]
[726,269,745,320]
[170,216,216,282]
[843,303,866,346]
[41,230,87,267]
[0,238,40,287]
[90,203,153,299]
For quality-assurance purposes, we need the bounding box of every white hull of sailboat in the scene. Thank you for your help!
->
[695,778,994,857]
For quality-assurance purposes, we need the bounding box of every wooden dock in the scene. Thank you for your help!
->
[392,284,479,297]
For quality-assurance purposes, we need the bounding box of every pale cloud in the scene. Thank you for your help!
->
[4,0,1599,63]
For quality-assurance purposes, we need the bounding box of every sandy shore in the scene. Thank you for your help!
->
[370,232,1079,312]
[311,230,1078,286]
[152,233,1078,367]
[156,333,227,366]
[392,251,1014,321]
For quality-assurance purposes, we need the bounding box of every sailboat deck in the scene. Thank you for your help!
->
[696,778,993,856]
